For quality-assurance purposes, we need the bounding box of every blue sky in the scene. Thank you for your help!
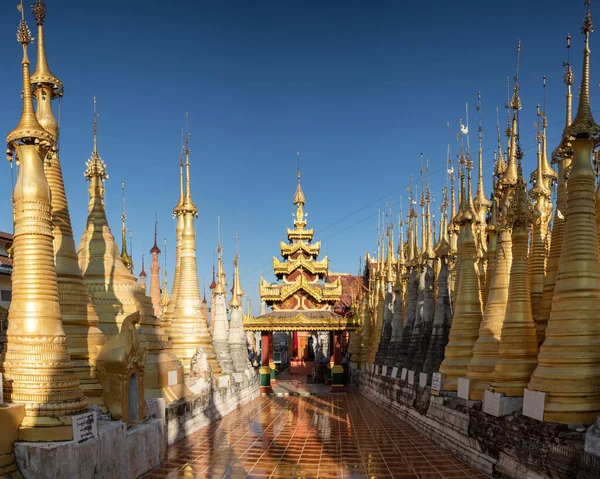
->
[0,0,590,312]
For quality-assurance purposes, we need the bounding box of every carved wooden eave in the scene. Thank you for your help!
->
[279,240,321,257]
[259,275,342,303]
[243,309,360,331]
[286,227,315,242]
[272,255,329,276]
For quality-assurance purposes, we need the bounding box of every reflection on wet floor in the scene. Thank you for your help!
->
[143,391,489,479]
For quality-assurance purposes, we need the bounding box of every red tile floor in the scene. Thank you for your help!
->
[143,392,488,479]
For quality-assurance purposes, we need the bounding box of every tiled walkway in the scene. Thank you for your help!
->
[143,392,487,479]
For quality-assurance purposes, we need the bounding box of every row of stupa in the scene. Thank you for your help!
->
[354,3,600,427]
[0,0,254,442]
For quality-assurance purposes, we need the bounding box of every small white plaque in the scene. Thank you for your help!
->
[72,411,98,444]
[218,375,230,388]
[0,372,3,405]
[401,368,408,380]
[408,370,415,385]
[523,388,546,421]
[419,372,428,388]
[431,372,442,392]
[457,377,471,400]
[369,363,374,373]
[391,367,399,379]
[483,390,501,416]
[382,365,388,376]
[375,365,380,375]
[168,370,178,386]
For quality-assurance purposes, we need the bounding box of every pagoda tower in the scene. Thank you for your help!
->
[120,180,133,274]
[537,35,574,344]
[529,84,557,330]
[526,4,600,424]
[139,255,147,291]
[439,167,483,392]
[77,100,185,401]
[247,156,352,390]
[1,5,87,440]
[161,148,185,333]
[464,49,521,400]
[168,122,221,376]
[228,234,252,373]
[30,0,105,408]
[150,220,162,317]
[211,222,235,376]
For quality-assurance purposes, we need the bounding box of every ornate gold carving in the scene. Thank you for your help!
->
[273,255,329,276]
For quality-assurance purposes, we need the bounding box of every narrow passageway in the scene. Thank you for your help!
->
[143,390,487,479]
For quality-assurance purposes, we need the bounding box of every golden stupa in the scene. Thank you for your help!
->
[527,5,600,424]
[465,62,521,400]
[439,168,483,391]
[77,100,185,402]
[30,0,106,408]
[168,126,222,376]
[537,36,574,345]
[490,167,538,397]
[2,6,87,441]
[161,145,185,333]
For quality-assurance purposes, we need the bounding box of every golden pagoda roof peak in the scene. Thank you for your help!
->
[30,0,63,98]
[474,92,491,209]
[229,233,244,308]
[174,137,185,214]
[552,35,575,164]
[214,217,227,295]
[566,1,600,140]
[7,3,54,154]
[84,97,108,181]
[181,113,199,215]
[120,179,133,273]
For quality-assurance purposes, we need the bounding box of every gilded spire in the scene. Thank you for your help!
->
[397,201,406,266]
[293,149,307,229]
[406,178,416,265]
[159,237,170,316]
[567,2,600,140]
[30,0,62,99]
[215,217,226,295]
[503,42,522,186]
[182,113,198,215]
[120,179,133,273]
[474,92,491,213]
[435,186,450,257]
[424,159,435,259]
[84,97,108,180]
[229,233,245,308]
[7,2,54,154]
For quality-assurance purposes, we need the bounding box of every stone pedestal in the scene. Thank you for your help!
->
[14,417,164,479]
[482,390,523,417]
